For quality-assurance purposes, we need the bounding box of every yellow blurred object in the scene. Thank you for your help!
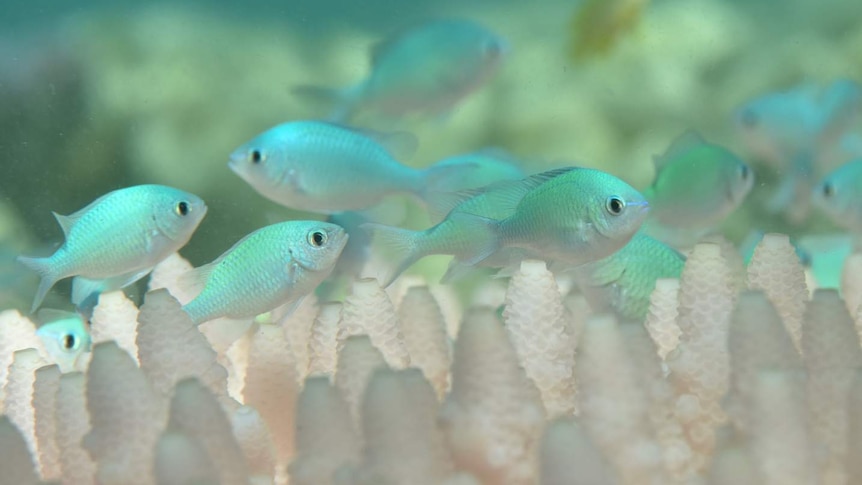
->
[568,0,649,60]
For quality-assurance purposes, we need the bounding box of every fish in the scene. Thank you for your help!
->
[35,308,92,373]
[18,185,207,313]
[642,131,753,247]
[180,221,348,325]
[568,0,648,60]
[811,158,862,232]
[569,232,685,322]
[427,148,526,193]
[294,19,508,122]
[364,167,649,286]
[229,120,475,214]
[733,79,862,222]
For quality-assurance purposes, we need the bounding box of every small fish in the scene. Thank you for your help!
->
[734,79,862,222]
[642,131,753,246]
[35,309,92,373]
[812,158,862,231]
[294,19,508,122]
[568,0,648,60]
[180,221,348,324]
[18,185,207,313]
[428,148,526,193]
[364,167,649,286]
[570,232,685,321]
[229,121,473,214]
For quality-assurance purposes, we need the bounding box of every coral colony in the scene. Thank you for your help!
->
[0,232,862,484]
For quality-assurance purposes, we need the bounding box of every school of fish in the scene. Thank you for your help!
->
[14,17,862,353]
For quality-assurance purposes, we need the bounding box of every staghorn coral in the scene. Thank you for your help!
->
[32,365,61,482]
[289,375,360,485]
[307,302,343,377]
[397,285,452,399]
[135,289,228,400]
[746,233,809,353]
[440,308,545,484]
[54,372,95,485]
[338,278,410,369]
[503,260,576,418]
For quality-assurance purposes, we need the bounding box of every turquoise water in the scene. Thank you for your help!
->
[1,0,861,311]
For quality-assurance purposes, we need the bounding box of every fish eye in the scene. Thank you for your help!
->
[740,109,758,128]
[176,201,190,216]
[739,164,750,180]
[606,196,625,215]
[822,181,835,198]
[250,149,264,164]
[62,333,76,350]
[308,230,327,247]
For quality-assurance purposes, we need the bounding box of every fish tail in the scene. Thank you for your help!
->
[292,83,363,123]
[361,222,425,287]
[17,255,59,313]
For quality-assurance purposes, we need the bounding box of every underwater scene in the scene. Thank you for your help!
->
[2,0,862,483]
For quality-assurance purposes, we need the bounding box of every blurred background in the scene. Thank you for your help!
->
[1,0,861,311]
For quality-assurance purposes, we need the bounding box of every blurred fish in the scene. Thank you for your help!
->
[570,232,685,321]
[364,167,649,286]
[568,0,648,60]
[294,19,508,122]
[734,79,862,222]
[229,121,475,214]
[180,221,347,324]
[35,308,91,373]
[18,185,207,314]
[812,158,862,231]
[642,131,753,247]
[429,148,526,193]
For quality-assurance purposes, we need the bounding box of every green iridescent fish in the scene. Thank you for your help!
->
[812,158,862,231]
[364,167,649,286]
[180,221,348,324]
[18,185,207,313]
[294,19,508,122]
[570,232,685,321]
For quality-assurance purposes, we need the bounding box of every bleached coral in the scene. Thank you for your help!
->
[2,233,862,484]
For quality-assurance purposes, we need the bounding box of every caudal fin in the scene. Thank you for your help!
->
[361,223,425,287]
[292,84,362,123]
[17,255,59,313]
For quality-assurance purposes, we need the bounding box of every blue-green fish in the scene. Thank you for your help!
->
[734,79,861,221]
[294,19,508,122]
[180,221,348,324]
[570,232,685,321]
[645,131,753,227]
[364,167,649,286]
[812,158,862,231]
[35,309,92,372]
[642,131,753,246]
[229,121,472,213]
[18,185,207,313]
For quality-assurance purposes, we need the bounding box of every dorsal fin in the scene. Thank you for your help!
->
[428,166,578,220]
[52,212,79,238]
[653,130,707,171]
[51,190,116,237]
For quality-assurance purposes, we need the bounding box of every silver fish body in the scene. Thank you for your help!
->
[181,220,348,324]
[18,185,207,313]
